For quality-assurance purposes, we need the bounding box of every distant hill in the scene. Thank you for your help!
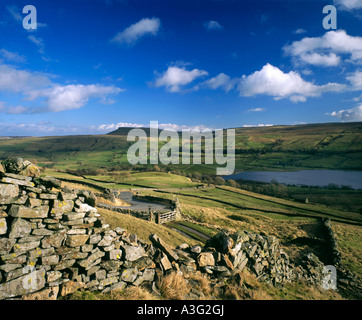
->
[107,127,164,136]
[0,121,361,173]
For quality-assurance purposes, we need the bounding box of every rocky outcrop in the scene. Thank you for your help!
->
[171,229,295,285]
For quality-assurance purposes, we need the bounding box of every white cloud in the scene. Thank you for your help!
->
[112,17,160,45]
[284,30,362,66]
[154,66,208,92]
[346,70,362,89]
[0,64,52,93]
[204,20,223,31]
[298,52,341,67]
[248,107,266,112]
[330,104,362,121]
[243,124,273,128]
[0,101,28,114]
[203,73,238,92]
[294,28,306,34]
[0,121,211,136]
[0,49,26,63]
[95,122,144,132]
[238,63,345,102]
[0,63,124,113]
[0,122,84,136]
[334,0,362,10]
[27,84,123,112]
[95,122,210,133]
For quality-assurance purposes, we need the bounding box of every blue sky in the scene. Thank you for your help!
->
[0,0,362,136]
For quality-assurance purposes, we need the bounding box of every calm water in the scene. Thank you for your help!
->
[224,170,362,190]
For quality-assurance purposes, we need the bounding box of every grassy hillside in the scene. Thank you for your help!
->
[84,174,361,300]
[47,168,361,280]
[0,122,361,173]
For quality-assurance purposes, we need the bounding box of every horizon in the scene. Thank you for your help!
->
[1,120,361,138]
[0,0,362,136]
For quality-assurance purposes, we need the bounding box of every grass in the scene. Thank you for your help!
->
[87,171,198,189]
[1,124,361,300]
[64,268,343,300]
[167,221,216,242]
[1,122,362,173]
[55,170,361,301]
[332,223,362,278]
[98,207,200,248]
[47,170,199,190]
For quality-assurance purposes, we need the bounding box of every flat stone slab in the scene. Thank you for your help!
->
[9,205,49,219]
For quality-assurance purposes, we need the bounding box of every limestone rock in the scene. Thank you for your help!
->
[23,286,59,300]
[197,252,215,267]
[2,158,25,174]
[121,268,138,283]
[60,281,85,296]
[0,268,46,300]
[0,217,7,235]
[51,200,74,214]
[0,183,19,204]
[1,177,34,188]
[149,234,179,262]
[121,244,146,262]
[41,231,66,248]
[19,162,41,178]
[9,205,49,219]
[8,218,33,238]
[0,238,16,255]
[65,234,89,247]
[34,176,62,189]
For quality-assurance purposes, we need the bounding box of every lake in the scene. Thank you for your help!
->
[224,170,362,190]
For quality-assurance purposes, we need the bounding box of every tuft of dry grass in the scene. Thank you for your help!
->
[96,196,130,207]
[111,286,159,300]
[157,272,190,300]
[61,181,99,193]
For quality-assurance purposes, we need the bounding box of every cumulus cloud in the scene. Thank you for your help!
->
[333,0,362,10]
[204,20,223,31]
[94,122,210,133]
[0,63,124,113]
[283,30,362,66]
[27,84,123,112]
[0,64,52,93]
[154,66,208,92]
[203,73,238,92]
[346,70,362,89]
[112,17,160,45]
[330,104,362,121]
[238,63,345,102]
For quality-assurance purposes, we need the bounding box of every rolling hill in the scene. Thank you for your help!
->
[0,122,361,173]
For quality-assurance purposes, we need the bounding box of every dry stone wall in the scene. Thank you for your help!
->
[0,158,339,300]
[0,158,159,300]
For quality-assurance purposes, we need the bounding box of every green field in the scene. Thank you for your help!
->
[1,122,362,299]
[1,122,361,174]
